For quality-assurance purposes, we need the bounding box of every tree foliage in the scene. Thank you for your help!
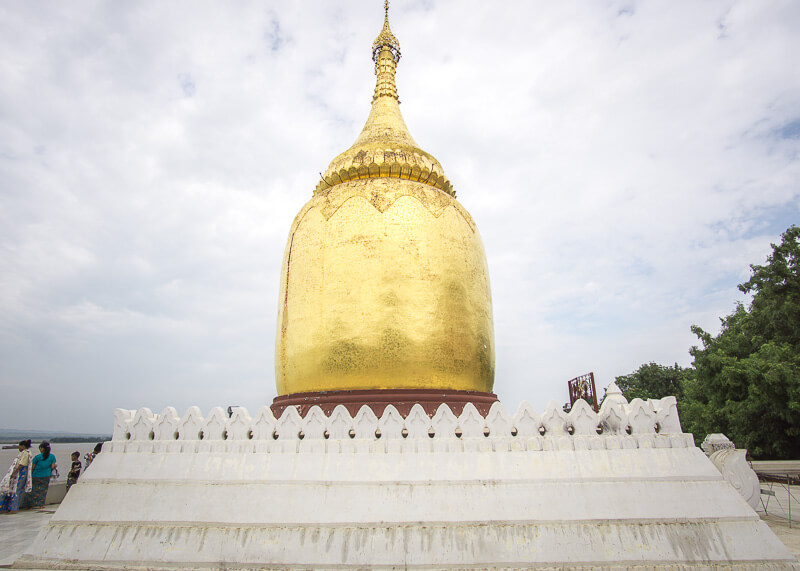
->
[684,226,800,459]
[614,362,692,402]
[614,227,800,459]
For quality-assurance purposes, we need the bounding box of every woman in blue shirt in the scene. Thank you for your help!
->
[27,441,57,508]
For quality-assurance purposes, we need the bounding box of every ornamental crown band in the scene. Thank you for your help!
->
[112,396,685,453]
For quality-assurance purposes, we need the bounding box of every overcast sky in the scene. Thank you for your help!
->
[1,1,798,434]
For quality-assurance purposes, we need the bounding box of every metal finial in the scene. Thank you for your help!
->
[372,0,401,63]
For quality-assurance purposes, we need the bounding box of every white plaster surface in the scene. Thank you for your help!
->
[703,433,737,455]
[710,448,763,510]
[15,399,800,570]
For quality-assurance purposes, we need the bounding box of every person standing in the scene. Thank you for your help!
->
[66,451,82,493]
[27,441,57,508]
[0,440,32,514]
[84,442,102,469]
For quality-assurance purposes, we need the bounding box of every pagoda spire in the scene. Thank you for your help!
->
[371,0,401,102]
[314,1,454,197]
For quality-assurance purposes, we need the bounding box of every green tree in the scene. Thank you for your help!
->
[614,362,693,402]
[685,226,800,459]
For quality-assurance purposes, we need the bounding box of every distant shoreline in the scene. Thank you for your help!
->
[0,436,111,445]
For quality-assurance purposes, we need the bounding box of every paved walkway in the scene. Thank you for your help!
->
[763,513,800,560]
[755,477,800,559]
[0,507,57,567]
[757,476,799,523]
[1,501,798,568]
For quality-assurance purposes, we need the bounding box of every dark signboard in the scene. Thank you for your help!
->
[568,372,599,413]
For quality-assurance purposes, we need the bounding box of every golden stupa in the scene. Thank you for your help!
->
[275,4,494,402]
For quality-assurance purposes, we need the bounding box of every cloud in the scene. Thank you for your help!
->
[178,74,196,97]
[0,1,798,432]
[779,119,800,140]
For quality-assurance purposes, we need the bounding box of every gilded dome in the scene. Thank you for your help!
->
[276,5,493,396]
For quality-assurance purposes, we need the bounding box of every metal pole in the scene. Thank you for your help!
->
[789,474,792,529]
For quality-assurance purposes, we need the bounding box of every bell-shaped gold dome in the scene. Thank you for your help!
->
[275,5,494,396]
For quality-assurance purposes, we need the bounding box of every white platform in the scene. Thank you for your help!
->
[15,396,799,569]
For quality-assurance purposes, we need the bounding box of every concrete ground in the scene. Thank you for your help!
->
[1,490,798,568]
[758,477,799,521]
[763,513,800,560]
[756,477,800,559]
[0,507,57,568]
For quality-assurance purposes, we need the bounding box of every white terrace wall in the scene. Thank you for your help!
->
[17,396,799,570]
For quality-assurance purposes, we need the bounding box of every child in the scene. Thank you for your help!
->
[66,451,81,493]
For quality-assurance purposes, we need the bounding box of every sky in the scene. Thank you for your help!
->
[1,1,799,434]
